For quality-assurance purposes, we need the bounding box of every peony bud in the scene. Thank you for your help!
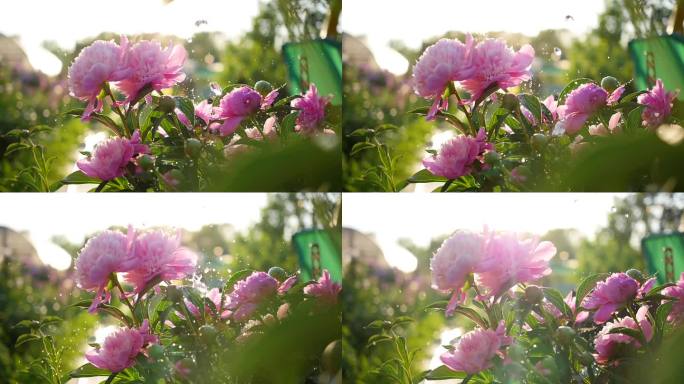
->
[484,151,501,165]
[525,285,544,304]
[184,138,202,158]
[321,340,341,374]
[166,285,182,302]
[502,93,519,111]
[158,96,176,114]
[254,80,274,96]
[268,266,288,282]
[626,269,645,283]
[199,324,218,344]
[555,326,576,345]
[138,154,155,171]
[148,344,165,360]
[531,133,548,150]
[600,76,620,93]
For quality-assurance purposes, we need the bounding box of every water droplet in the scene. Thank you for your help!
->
[209,82,222,96]
[195,19,208,27]
[553,47,562,57]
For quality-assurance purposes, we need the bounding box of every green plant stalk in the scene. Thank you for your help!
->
[111,274,139,326]
[453,91,475,136]
[103,83,130,137]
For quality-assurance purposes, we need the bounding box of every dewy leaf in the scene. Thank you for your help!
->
[575,273,609,310]
[175,96,195,127]
[518,94,542,124]
[15,334,40,347]
[425,365,467,380]
[558,78,594,104]
[223,269,254,293]
[350,142,375,156]
[407,169,448,184]
[69,363,111,378]
[279,111,299,140]
[542,287,572,318]
[61,170,101,185]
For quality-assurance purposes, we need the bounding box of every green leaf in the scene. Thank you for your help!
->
[518,94,542,125]
[91,113,123,136]
[367,334,392,346]
[626,105,646,131]
[452,307,489,329]
[347,128,374,137]
[138,103,157,131]
[656,301,674,329]
[608,326,644,343]
[223,269,254,293]
[575,273,609,310]
[350,141,375,156]
[542,287,572,318]
[392,316,415,327]
[374,124,399,133]
[15,334,40,347]
[64,108,86,117]
[12,320,41,331]
[425,365,467,380]
[175,96,195,127]
[558,78,594,104]
[4,142,30,156]
[69,363,111,378]
[61,170,101,185]
[365,320,391,329]
[279,111,299,141]
[40,316,63,326]
[407,169,448,183]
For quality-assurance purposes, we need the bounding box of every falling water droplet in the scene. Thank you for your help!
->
[209,82,222,96]
[553,47,562,57]
[195,19,208,27]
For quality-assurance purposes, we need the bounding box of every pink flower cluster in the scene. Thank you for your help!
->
[581,273,655,323]
[74,226,197,312]
[77,130,150,181]
[594,306,653,365]
[430,229,556,315]
[291,84,331,134]
[215,86,277,136]
[86,320,158,373]
[413,35,534,119]
[303,270,341,304]
[184,287,231,320]
[68,36,187,120]
[662,272,684,324]
[422,128,492,179]
[637,79,678,129]
[226,271,279,322]
[440,321,512,374]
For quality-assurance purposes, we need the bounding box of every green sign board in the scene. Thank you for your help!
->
[292,229,341,283]
[628,34,684,97]
[641,233,684,284]
[282,39,342,106]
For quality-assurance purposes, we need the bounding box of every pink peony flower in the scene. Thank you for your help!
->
[663,272,684,323]
[184,287,231,319]
[304,270,341,304]
[542,95,559,122]
[85,320,157,373]
[176,109,192,129]
[608,112,622,133]
[195,99,220,126]
[75,229,138,312]
[291,84,330,134]
[77,130,149,181]
[227,271,279,322]
[430,230,486,315]
[637,79,678,129]
[216,86,263,136]
[67,37,130,120]
[475,231,556,298]
[441,321,512,374]
[116,38,187,102]
[588,123,609,136]
[124,228,198,294]
[582,273,639,323]
[422,128,492,179]
[556,83,608,135]
[412,37,475,119]
[245,116,278,140]
[278,275,298,295]
[594,306,652,365]
[460,39,535,102]
[606,85,626,105]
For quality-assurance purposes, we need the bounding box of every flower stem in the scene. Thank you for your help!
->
[112,274,138,326]
[103,83,129,137]
[453,91,475,136]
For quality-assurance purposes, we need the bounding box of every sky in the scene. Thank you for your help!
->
[343,193,629,271]
[0,0,261,75]
[342,0,607,74]
[0,193,268,269]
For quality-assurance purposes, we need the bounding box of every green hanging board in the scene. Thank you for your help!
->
[282,39,342,106]
[641,233,684,284]
[292,229,341,283]
[628,34,684,97]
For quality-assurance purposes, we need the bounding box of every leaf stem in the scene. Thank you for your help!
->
[111,274,138,326]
